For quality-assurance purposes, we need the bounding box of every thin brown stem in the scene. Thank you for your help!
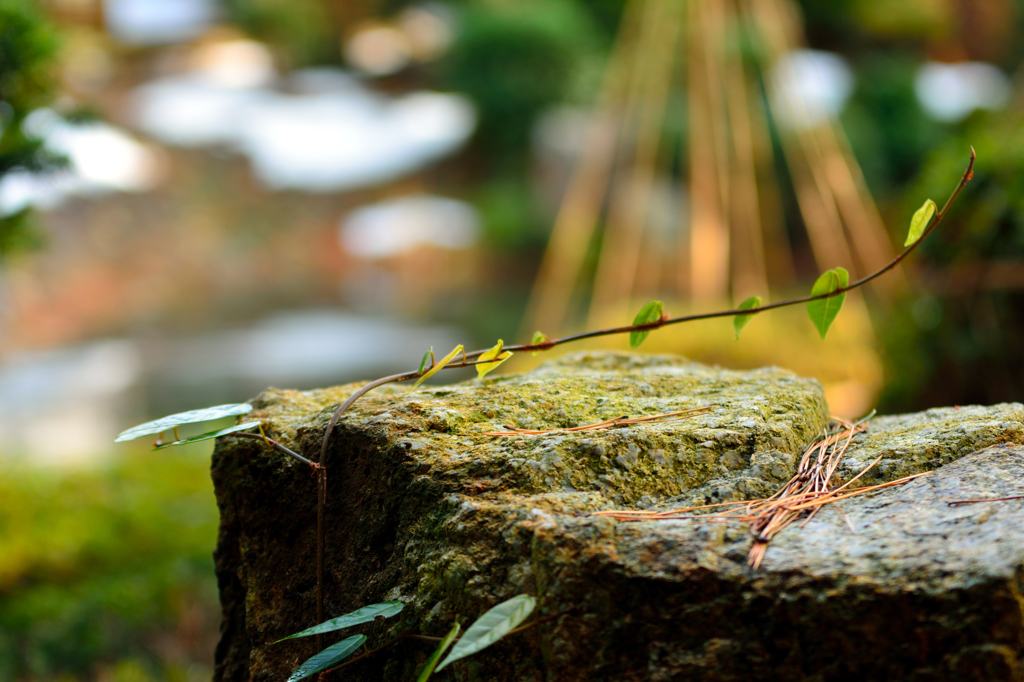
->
[325,630,411,675]
[319,150,976,457]
[233,431,316,467]
[505,607,576,636]
[316,467,326,652]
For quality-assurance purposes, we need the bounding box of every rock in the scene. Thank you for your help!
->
[211,352,1024,681]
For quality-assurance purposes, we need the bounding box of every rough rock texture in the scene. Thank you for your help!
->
[211,352,1024,681]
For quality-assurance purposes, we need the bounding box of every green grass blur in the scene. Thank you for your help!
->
[0,446,220,682]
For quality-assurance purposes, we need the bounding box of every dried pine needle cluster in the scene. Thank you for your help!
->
[593,415,931,568]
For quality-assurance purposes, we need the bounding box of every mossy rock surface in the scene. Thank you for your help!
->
[211,351,1024,682]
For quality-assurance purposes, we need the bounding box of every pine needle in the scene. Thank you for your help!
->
[483,406,712,436]
[590,415,931,568]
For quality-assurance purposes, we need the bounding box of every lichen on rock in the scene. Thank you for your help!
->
[212,351,1024,682]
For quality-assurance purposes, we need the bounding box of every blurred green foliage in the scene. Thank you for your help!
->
[223,0,619,249]
[877,110,1024,412]
[436,0,615,250]
[439,0,606,162]
[0,0,65,261]
[222,0,337,67]
[841,52,947,195]
[0,449,219,681]
[471,176,546,249]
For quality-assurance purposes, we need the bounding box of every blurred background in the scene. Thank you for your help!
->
[2,0,1023,679]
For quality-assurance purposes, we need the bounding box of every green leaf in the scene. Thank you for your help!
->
[413,345,463,389]
[629,300,664,349]
[275,602,404,642]
[733,296,762,340]
[476,340,512,380]
[435,595,536,672]
[153,421,262,450]
[807,267,849,339]
[530,331,550,356]
[904,198,937,247]
[418,347,433,374]
[417,622,460,682]
[115,404,253,443]
[286,634,366,682]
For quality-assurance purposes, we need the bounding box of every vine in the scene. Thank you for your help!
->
[115,150,976,680]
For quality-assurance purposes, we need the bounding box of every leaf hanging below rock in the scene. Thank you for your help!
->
[275,602,404,642]
[436,594,536,671]
[286,634,366,682]
[417,622,460,681]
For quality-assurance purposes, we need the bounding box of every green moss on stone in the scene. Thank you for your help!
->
[212,352,1024,682]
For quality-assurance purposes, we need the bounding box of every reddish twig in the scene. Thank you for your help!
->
[505,606,576,636]
[482,406,712,436]
[316,467,326,652]
[233,431,317,468]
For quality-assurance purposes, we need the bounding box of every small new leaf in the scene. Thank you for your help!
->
[115,404,253,443]
[904,199,937,247]
[476,340,512,380]
[286,634,365,682]
[733,296,763,340]
[807,267,849,339]
[530,331,550,356]
[435,594,536,671]
[416,622,460,682]
[413,345,464,389]
[629,300,664,349]
[418,347,433,374]
[275,602,404,642]
[153,421,261,450]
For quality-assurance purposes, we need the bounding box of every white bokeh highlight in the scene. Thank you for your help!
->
[915,61,1010,123]
[339,194,479,259]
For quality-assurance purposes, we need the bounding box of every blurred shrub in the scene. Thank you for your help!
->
[0,0,65,260]
[222,0,337,66]
[876,112,1024,411]
[841,52,947,196]
[0,450,219,681]
[439,0,606,163]
[472,176,547,249]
